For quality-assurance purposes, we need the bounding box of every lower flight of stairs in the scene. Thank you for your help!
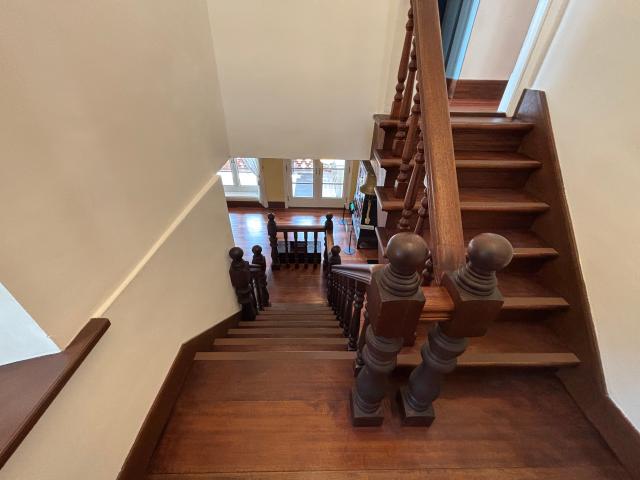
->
[197,301,579,369]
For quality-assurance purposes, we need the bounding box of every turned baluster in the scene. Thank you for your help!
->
[397,130,425,231]
[323,213,334,273]
[303,231,309,267]
[351,233,428,426]
[394,83,421,198]
[293,232,299,268]
[392,39,418,156]
[328,246,342,310]
[398,233,513,426]
[228,247,257,321]
[251,244,270,308]
[267,213,280,270]
[313,231,319,266]
[390,7,415,120]
[283,231,290,267]
[342,277,355,337]
[348,281,366,351]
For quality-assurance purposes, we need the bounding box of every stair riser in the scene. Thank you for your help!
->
[453,130,527,152]
[227,332,345,338]
[213,344,348,352]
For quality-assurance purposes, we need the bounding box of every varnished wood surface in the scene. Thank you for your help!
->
[0,318,110,468]
[148,360,628,478]
[413,0,466,278]
[229,207,375,304]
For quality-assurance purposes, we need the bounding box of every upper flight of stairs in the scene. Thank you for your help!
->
[373,109,582,370]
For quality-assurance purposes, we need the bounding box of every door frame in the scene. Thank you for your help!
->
[284,159,353,208]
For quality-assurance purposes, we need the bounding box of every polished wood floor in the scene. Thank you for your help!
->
[148,361,629,479]
[228,207,375,303]
[142,206,631,479]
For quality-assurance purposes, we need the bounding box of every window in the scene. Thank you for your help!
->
[218,158,260,198]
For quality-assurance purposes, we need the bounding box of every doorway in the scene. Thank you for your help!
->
[285,159,351,208]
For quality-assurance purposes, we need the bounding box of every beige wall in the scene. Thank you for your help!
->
[206,0,398,160]
[0,182,238,480]
[0,0,228,348]
[532,1,640,430]
[0,1,235,477]
[262,158,287,203]
[461,0,538,80]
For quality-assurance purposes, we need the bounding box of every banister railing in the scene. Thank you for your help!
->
[228,245,270,321]
[267,212,339,270]
[387,0,466,284]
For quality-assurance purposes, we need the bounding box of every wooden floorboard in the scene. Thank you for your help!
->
[148,361,628,478]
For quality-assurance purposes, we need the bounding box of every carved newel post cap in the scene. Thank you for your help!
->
[468,233,513,273]
[331,245,341,256]
[326,213,333,220]
[251,245,262,255]
[267,213,275,221]
[229,246,244,262]
[387,232,429,273]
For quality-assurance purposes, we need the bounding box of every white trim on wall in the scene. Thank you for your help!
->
[91,175,221,319]
[499,0,569,115]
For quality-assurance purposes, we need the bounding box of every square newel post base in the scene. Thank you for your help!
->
[350,387,384,426]
[397,387,435,427]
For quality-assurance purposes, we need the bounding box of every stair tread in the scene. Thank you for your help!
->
[195,350,578,368]
[374,148,540,170]
[375,186,549,212]
[215,337,348,345]
[240,320,339,327]
[227,327,343,337]
[256,313,336,319]
[450,116,535,130]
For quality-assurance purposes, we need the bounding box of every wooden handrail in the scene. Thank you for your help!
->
[413,0,466,281]
[331,264,373,284]
[275,224,325,233]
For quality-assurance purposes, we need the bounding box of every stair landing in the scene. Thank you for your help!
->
[147,353,629,479]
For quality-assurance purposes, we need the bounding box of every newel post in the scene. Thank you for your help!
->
[228,247,257,321]
[251,244,270,308]
[350,233,428,426]
[267,213,280,270]
[398,233,513,426]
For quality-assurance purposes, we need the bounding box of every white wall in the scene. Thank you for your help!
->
[461,0,538,80]
[0,182,239,480]
[0,0,237,477]
[206,0,399,160]
[532,1,640,430]
[0,0,229,349]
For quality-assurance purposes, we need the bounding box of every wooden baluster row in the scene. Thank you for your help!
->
[394,83,421,198]
[397,130,425,231]
[390,6,414,120]
[251,245,270,308]
[342,278,355,337]
[228,247,257,321]
[392,39,418,156]
[348,281,366,351]
[267,213,280,270]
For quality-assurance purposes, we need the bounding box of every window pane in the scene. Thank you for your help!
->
[235,158,258,186]
[217,160,235,186]
[293,183,313,198]
[322,184,343,198]
[322,168,344,183]
[218,171,234,186]
[291,159,313,198]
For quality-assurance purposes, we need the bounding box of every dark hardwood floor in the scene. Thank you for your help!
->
[143,206,630,479]
[148,361,628,479]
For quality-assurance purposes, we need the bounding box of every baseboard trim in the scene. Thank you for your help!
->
[117,312,240,480]
[559,370,640,479]
[449,79,508,101]
[226,200,262,208]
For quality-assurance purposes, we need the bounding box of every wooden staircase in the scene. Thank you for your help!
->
[374,109,582,370]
